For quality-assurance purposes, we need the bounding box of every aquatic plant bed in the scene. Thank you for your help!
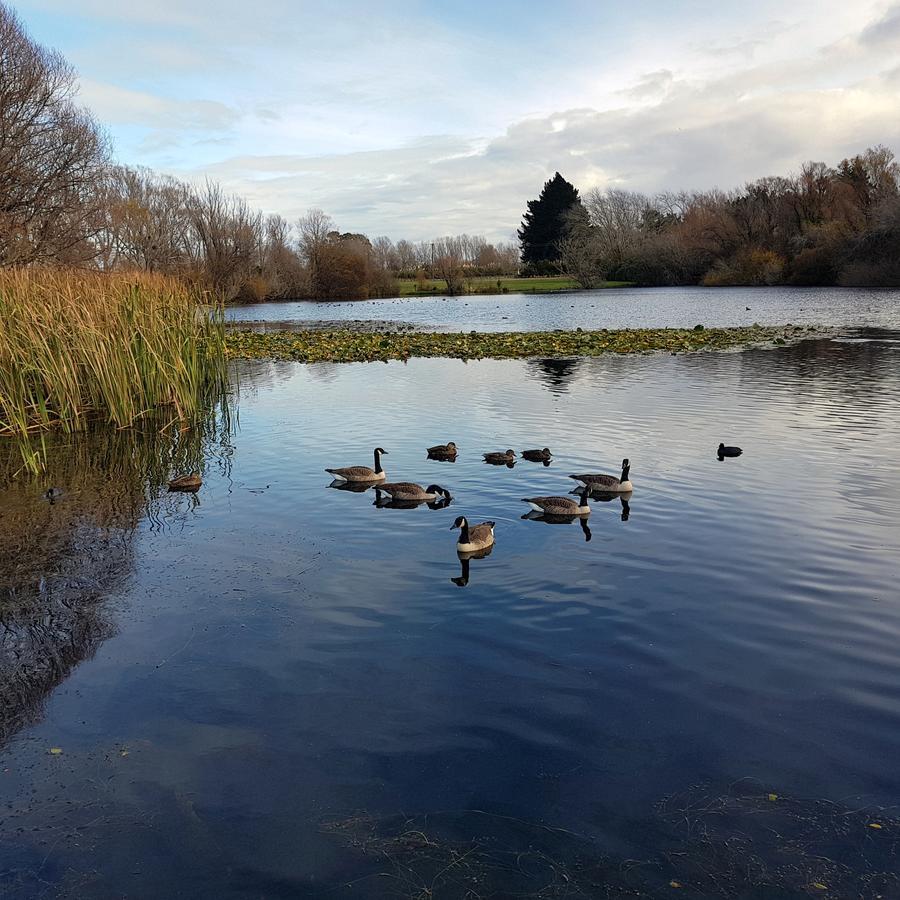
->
[225,324,822,362]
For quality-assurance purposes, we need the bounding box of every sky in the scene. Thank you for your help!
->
[13,0,900,241]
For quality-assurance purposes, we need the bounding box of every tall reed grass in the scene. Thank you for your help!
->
[0,269,228,473]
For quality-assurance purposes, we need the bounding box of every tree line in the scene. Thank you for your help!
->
[4,0,899,301]
[519,152,900,288]
[0,3,517,301]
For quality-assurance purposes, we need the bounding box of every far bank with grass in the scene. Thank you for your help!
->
[226,324,820,364]
[396,276,632,297]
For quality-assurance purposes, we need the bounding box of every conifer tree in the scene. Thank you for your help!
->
[518,173,582,268]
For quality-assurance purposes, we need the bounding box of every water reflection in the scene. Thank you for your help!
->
[3,333,900,898]
[0,412,231,750]
[521,510,593,541]
[452,545,493,587]
[328,479,374,493]
[374,493,453,511]
[527,357,582,394]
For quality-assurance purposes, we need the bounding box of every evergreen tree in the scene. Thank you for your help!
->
[518,173,582,268]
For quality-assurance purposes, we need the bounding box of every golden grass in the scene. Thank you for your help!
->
[0,268,227,472]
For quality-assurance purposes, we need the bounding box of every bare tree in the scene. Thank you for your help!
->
[296,208,334,295]
[583,188,650,273]
[0,2,109,266]
[188,180,262,300]
[557,206,603,288]
[431,236,469,295]
[98,166,192,273]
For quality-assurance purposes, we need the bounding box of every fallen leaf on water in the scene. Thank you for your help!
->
[812,883,828,890]
[49,747,63,755]
[669,881,682,888]
[868,822,882,829]
[768,793,778,801]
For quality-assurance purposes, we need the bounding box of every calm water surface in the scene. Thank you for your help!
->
[2,332,900,897]
[226,284,900,332]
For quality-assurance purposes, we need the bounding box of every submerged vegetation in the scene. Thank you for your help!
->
[225,324,815,364]
[0,269,227,472]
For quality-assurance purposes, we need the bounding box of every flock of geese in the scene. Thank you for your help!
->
[167,440,741,584]
[322,444,639,577]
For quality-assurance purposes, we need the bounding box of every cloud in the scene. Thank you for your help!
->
[859,3,900,45]
[182,19,900,243]
[78,80,239,132]
[15,0,900,241]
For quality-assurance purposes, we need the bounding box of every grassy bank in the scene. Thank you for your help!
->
[0,269,227,473]
[397,276,632,296]
[226,324,817,364]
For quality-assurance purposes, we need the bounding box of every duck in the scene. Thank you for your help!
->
[427,442,458,458]
[451,515,495,552]
[168,473,202,492]
[521,485,591,516]
[483,449,517,465]
[375,482,451,502]
[521,448,552,462]
[569,458,632,492]
[717,443,743,458]
[325,447,387,482]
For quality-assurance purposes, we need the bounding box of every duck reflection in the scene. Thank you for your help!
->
[452,544,493,587]
[521,510,592,541]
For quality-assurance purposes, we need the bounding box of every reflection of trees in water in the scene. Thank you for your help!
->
[0,410,232,748]
[683,331,900,414]
[526,357,583,394]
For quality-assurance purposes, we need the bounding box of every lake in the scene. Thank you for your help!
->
[2,327,900,897]
[226,284,900,332]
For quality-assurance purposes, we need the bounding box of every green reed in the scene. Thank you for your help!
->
[0,269,228,473]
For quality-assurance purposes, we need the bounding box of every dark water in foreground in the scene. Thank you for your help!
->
[2,332,900,897]
[226,284,900,332]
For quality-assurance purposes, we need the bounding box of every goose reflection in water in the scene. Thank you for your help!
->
[452,544,493,587]
[569,489,632,521]
[374,493,452,511]
[328,479,375,493]
[520,510,592,541]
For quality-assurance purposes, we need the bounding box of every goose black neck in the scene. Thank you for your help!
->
[459,519,470,543]
[374,449,383,474]
[580,486,591,505]
[621,463,630,482]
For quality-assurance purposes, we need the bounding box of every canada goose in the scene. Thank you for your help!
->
[521,485,591,516]
[483,449,517,464]
[451,515,495,552]
[326,448,387,482]
[427,442,458,458]
[717,443,743,458]
[569,459,632,492]
[168,473,202,492]
[375,483,451,502]
[521,448,552,462]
